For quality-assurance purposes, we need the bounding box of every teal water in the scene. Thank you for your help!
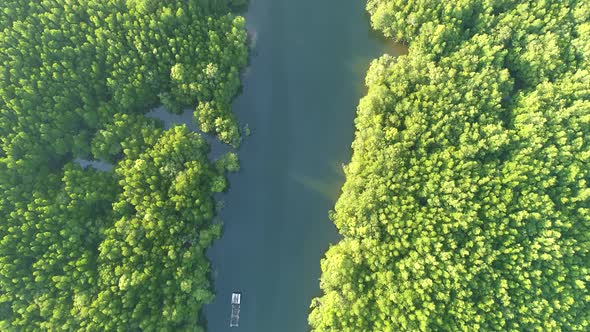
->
[204,0,405,330]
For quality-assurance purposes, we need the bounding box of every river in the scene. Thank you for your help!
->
[203,0,405,330]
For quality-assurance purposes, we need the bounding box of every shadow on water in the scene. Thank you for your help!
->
[365,10,409,57]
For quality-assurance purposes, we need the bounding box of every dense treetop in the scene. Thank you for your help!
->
[0,0,247,151]
[0,0,246,330]
[310,1,589,331]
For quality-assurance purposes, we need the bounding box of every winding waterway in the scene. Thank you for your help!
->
[204,0,406,330]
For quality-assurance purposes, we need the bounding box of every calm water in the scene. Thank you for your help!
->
[203,0,405,331]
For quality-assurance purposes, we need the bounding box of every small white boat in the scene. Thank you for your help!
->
[230,292,241,327]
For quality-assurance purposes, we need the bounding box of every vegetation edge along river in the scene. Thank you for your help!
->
[310,0,589,330]
[0,0,247,330]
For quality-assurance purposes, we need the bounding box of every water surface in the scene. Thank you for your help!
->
[204,0,405,330]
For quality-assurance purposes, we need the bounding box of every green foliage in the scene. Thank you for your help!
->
[310,1,590,331]
[0,164,118,330]
[216,152,240,173]
[91,113,164,163]
[0,0,246,330]
[92,126,221,330]
[0,0,247,156]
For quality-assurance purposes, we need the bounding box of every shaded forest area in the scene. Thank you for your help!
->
[0,0,246,330]
[310,1,589,331]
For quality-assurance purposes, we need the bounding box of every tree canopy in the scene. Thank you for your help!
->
[310,1,590,331]
[0,0,246,330]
